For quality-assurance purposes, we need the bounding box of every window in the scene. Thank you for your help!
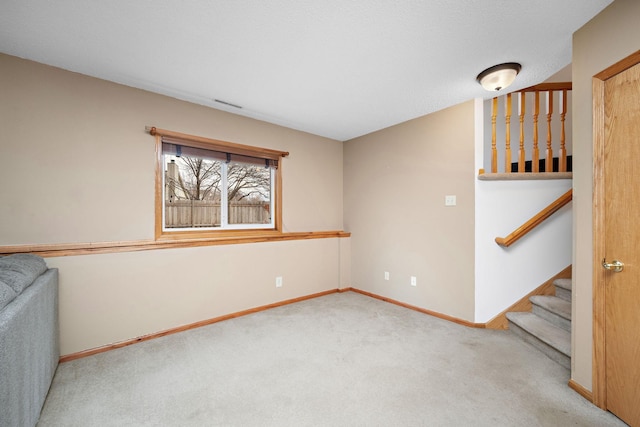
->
[149,127,288,238]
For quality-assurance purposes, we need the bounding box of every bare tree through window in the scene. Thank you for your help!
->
[164,154,272,228]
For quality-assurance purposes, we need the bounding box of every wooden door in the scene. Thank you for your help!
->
[594,54,640,427]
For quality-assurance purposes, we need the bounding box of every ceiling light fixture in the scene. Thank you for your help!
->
[476,62,522,91]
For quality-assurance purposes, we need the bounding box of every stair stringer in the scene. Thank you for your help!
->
[485,265,571,330]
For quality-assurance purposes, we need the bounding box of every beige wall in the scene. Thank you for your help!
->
[344,101,476,321]
[0,54,346,355]
[47,239,341,354]
[0,54,343,244]
[572,0,640,390]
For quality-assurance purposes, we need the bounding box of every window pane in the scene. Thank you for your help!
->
[227,161,272,225]
[164,155,222,228]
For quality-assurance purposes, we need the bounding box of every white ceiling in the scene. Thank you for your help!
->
[0,0,613,141]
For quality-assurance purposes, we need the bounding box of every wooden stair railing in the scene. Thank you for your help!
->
[495,189,572,247]
[487,82,572,175]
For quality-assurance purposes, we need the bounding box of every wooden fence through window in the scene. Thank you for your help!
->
[165,200,270,227]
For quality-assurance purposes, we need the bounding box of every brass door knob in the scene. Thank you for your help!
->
[602,258,624,272]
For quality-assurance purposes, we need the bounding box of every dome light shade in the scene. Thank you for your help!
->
[476,63,522,91]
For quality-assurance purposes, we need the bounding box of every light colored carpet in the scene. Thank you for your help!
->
[38,292,625,426]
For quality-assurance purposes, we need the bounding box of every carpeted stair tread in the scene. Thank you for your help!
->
[554,278,572,291]
[554,278,572,302]
[506,312,571,357]
[530,295,571,320]
[530,295,571,331]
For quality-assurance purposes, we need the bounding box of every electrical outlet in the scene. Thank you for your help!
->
[445,195,456,206]
[410,276,417,287]
[275,276,283,288]
[384,271,390,281]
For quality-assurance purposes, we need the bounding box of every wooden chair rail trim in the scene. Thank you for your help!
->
[0,230,351,258]
[495,189,572,247]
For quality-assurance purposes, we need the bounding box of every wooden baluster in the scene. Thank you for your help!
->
[545,91,554,172]
[491,97,498,173]
[559,89,567,172]
[505,94,512,173]
[532,92,540,172]
[518,92,526,172]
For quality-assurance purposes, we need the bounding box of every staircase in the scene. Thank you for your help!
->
[506,278,572,369]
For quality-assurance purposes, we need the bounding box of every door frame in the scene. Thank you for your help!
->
[592,49,640,410]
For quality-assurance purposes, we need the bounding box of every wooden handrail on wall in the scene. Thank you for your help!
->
[489,82,572,174]
[495,189,572,247]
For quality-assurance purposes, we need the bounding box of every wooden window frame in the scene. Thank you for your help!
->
[149,126,289,241]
